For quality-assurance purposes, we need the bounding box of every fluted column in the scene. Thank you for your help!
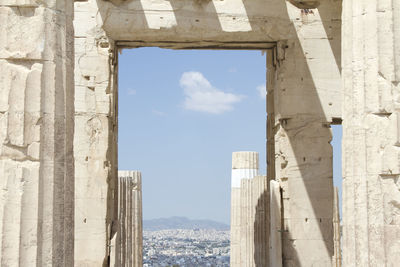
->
[254,175,269,266]
[230,151,258,267]
[0,1,74,266]
[240,178,253,267]
[114,171,143,267]
[132,172,143,267]
[342,1,400,265]
[269,180,282,267]
[332,187,341,266]
[240,175,269,267]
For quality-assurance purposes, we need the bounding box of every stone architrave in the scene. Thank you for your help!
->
[342,1,400,265]
[0,1,74,266]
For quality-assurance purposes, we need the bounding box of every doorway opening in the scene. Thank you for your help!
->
[331,124,342,219]
[118,47,267,266]
[331,124,343,262]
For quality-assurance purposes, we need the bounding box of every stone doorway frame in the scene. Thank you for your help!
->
[73,1,342,266]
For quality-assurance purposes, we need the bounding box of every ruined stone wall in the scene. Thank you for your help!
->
[0,0,74,266]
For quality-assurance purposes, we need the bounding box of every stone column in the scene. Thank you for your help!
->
[0,1,74,266]
[74,1,119,266]
[332,187,341,266]
[240,178,253,267]
[230,151,258,267]
[269,180,282,267]
[253,175,269,266]
[267,0,342,264]
[114,171,143,267]
[132,172,143,267]
[342,1,400,265]
[240,175,269,267]
[271,44,336,266]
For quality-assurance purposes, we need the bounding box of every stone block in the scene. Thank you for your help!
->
[0,6,73,61]
[283,218,333,241]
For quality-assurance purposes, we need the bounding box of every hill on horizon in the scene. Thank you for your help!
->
[143,216,230,231]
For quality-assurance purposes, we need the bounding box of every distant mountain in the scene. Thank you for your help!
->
[143,216,229,231]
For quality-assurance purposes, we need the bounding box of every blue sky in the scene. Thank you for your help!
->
[118,47,342,224]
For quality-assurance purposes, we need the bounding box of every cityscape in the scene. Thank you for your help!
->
[143,228,230,267]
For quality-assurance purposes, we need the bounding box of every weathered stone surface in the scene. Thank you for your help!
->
[0,0,74,266]
[289,0,320,9]
[96,0,284,45]
[0,5,73,61]
[266,1,341,266]
[342,0,400,266]
[73,1,118,264]
[91,0,341,50]
[73,0,343,265]
[269,180,282,267]
[240,175,268,267]
[3,0,398,265]
[332,187,341,266]
[112,171,143,267]
[230,151,259,267]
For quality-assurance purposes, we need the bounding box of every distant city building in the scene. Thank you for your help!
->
[143,229,230,267]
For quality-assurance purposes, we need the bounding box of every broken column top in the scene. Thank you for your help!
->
[231,152,259,188]
[232,151,259,170]
[118,170,142,189]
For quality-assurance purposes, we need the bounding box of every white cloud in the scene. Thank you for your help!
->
[228,67,237,73]
[256,84,266,99]
[152,109,167,116]
[127,88,137,95]
[180,71,244,114]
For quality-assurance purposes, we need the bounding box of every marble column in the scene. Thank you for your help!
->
[240,175,269,267]
[114,170,143,267]
[332,187,341,266]
[342,1,400,265]
[269,180,283,267]
[230,151,258,267]
[0,1,74,266]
